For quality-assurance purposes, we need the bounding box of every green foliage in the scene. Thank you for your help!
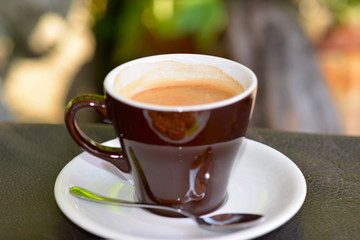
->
[91,0,227,67]
[324,0,360,24]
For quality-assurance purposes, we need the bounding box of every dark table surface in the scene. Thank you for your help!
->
[1,123,359,240]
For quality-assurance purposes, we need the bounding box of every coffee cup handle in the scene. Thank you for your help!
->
[65,94,131,173]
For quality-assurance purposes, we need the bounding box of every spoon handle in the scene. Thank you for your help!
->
[69,186,193,218]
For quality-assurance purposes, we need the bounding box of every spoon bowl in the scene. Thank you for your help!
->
[70,186,264,231]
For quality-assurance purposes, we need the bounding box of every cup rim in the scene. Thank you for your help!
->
[104,54,257,112]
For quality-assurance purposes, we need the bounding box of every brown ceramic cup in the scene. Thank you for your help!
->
[65,54,257,216]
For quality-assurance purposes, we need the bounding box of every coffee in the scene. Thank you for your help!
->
[114,61,244,106]
[130,82,243,106]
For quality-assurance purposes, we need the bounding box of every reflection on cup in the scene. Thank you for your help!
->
[144,110,210,143]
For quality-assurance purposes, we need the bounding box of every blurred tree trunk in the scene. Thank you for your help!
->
[225,0,341,134]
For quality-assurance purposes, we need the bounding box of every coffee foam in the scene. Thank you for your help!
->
[114,61,244,99]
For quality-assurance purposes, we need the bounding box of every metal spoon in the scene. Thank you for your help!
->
[70,186,264,231]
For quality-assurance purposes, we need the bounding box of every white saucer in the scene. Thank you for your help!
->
[55,138,306,240]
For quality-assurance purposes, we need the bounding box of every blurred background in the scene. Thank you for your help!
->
[0,0,359,135]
